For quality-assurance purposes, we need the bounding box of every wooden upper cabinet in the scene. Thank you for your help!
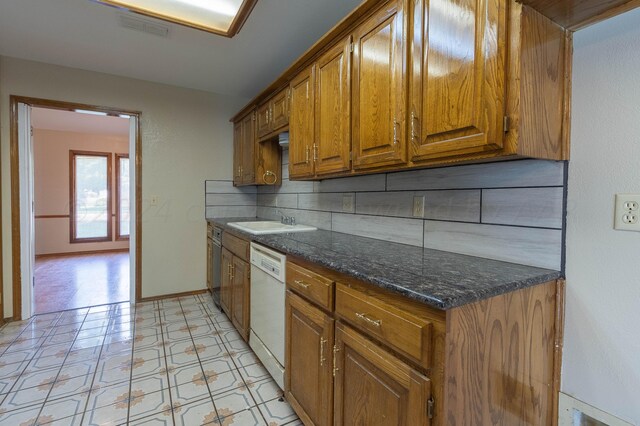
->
[409,0,507,162]
[285,291,334,426]
[333,323,431,426]
[231,256,250,341]
[289,66,316,179]
[233,122,243,186]
[315,36,352,176]
[220,248,233,317]
[241,112,256,184]
[352,0,408,170]
[271,88,290,131]
[256,102,271,139]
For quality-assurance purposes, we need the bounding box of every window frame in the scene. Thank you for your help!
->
[69,150,113,244]
[115,153,130,241]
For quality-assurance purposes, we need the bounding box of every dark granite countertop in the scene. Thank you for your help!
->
[207,217,562,310]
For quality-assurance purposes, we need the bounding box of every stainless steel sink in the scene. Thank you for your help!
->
[227,221,317,235]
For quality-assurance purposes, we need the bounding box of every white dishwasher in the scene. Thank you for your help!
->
[249,243,286,389]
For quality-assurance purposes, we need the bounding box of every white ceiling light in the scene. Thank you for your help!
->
[75,109,109,116]
[94,0,257,37]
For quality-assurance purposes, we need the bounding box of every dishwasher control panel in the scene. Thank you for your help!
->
[250,243,286,282]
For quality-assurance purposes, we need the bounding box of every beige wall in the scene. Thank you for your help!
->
[0,56,247,317]
[33,129,129,256]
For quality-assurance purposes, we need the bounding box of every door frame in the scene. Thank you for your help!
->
[9,95,143,320]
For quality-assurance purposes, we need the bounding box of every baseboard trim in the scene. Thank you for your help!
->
[35,248,129,259]
[139,289,209,303]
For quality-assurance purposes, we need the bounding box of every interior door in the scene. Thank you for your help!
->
[288,66,316,178]
[351,0,408,170]
[409,0,507,161]
[241,112,256,184]
[333,323,431,426]
[231,257,250,341]
[285,291,334,426]
[18,103,35,319]
[315,36,352,176]
[220,248,233,316]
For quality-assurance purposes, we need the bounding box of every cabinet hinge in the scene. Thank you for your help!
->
[349,151,352,161]
[427,397,434,420]
[503,116,510,133]
[349,43,354,53]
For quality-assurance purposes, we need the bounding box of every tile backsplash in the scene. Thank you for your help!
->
[206,150,566,271]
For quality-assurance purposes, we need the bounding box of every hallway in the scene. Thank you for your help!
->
[34,252,130,314]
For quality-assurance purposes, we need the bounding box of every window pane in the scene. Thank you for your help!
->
[75,155,109,239]
[119,157,130,237]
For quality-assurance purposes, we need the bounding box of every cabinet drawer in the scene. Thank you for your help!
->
[222,232,249,261]
[207,222,214,240]
[335,283,432,367]
[286,262,334,311]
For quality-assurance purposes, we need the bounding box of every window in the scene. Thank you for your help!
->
[116,154,130,240]
[70,151,113,243]
[96,0,258,37]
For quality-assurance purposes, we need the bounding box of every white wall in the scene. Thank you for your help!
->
[564,9,640,425]
[1,56,247,316]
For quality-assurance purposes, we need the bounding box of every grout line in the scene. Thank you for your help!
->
[156,301,177,424]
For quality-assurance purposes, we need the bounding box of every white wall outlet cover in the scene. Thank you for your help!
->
[342,194,355,213]
[413,195,425,218]
[614,194,640,231]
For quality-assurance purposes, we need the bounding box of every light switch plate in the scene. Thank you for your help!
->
[342,194,355,213]
[614,194,640,231]
[413,195,425,218]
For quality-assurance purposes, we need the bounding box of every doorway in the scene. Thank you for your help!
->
[9,96,142,319]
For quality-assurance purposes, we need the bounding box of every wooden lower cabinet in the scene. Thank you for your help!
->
[220,248,233,317]
[206,237,213,292]
[334,323,431,426]
[231,256,251,341]
[285,291,334,426]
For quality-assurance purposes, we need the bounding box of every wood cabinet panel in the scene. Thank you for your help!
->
[315,36,352,175]
[241,112,256,184]
[289,66,316,178]
[336,283,432,368]
[220,248,233,317]
[352,0,408,170]
[222,232,249,261]
[231,256,250,341]
[285,291,334,426]
[286,261,335,311]
[233,122,243,185]
[409,0,507,162]
[256,102,271,139]
[271,88,290,131]
[334,323,431,426]
[207,238,213,291]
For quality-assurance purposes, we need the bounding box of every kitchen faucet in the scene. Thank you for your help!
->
[276,210,296,225]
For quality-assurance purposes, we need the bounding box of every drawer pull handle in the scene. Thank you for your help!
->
[320,337,327,367]
[355,312,382,327]
[294,279,310,289]
[332,345,340,377]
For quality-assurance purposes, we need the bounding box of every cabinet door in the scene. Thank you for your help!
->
[207,239,213,291]
[352,0,408,170]
[271,88,290,131]
[334,323,431,426]
[315,36,352,176]
[285,291,334,426]
[233,122,243,186]
[231,257,250,341]
[256,102,272,139]
[289,66,316,178]
[220,248,233,317]
[409,0,507,161]
[241,113,256,184]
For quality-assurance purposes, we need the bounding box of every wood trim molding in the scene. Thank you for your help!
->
[69,150,114,244]
[9,95,143,320]
[138,289,209,303]
[35,215,70,219]
[115,153,130,242]
[35,248,129,259]
[96,0,258,38]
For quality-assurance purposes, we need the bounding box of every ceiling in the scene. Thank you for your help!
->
[32,107,130,136]
[0,0,362,99]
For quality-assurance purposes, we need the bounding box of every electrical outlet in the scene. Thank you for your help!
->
[150,196,160,207]
[413,195,425,218]
[614,194,640,231]
[342,194,355,213]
